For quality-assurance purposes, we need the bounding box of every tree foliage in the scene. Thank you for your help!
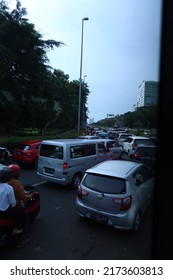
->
[96,106,158,130]
[0,0,90,135]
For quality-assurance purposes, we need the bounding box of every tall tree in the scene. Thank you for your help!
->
[0,0,64,132]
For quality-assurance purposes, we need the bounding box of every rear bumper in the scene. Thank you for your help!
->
[75,198,134,230]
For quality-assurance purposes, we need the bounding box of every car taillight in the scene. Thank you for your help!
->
[63,162,68,169]
[112,195,132,211]
[134,153,140,159]
[77,186,88,200]
[132,143,137,148]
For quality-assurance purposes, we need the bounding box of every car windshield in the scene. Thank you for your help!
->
[17,144,31,150]
[83,173,126,194]
[134,139,151,145]
[137,147,156,157]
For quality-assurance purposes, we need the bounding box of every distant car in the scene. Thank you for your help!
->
[75,160,155,232]
[97,132,108,139]
[78,135,100,140]
[12,139,42,168]
[122,136,153,157]
[98,139,123,160]
[133,144,157,171]
[117,133,135,146]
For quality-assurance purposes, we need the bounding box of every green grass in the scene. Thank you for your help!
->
[0,130,80,152]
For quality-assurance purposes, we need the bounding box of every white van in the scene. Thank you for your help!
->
[37,139,111,188]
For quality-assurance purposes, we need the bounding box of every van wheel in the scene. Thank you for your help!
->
[132,211,141,232]
[71,173,82,189]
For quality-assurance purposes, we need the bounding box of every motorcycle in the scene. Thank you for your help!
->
[0,184,40,249]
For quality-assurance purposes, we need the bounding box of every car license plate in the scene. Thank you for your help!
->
[17,151,22,155]
[44,167,54,174]
[90,212,108,223]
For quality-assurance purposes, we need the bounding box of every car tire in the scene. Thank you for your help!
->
[71,173,82,189]
[132,211,141,232]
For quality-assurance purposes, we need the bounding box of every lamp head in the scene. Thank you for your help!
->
[83,17,89,21]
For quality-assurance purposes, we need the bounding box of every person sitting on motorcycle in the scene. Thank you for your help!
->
[0,167,27,235]
[8,164,33,207]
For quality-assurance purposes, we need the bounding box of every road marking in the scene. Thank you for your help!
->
[32,181,47,187]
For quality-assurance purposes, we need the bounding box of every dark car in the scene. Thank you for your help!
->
[133,144,157,171]
[12,139,42,168]
[0,146,13,165]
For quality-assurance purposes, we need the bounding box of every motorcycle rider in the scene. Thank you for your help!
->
[0,167,29,247]
[8,164,33,207]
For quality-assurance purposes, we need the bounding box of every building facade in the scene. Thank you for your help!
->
[137,80,159,107]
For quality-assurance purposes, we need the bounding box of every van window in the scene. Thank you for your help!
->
[70,144,96,158]
[40,144,63,159]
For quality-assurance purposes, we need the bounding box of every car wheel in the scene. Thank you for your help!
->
[71,173,82,189]
[132,211,141,232]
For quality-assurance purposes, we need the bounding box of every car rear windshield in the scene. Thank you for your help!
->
[137,147,156,157]
[105,141,117,148]
[40,144,63,159]
[83,173,126,194]
[16,144,31,150]
[134,139,152,145]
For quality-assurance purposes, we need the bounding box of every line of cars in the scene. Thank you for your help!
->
[36,136,156,232]
[1,133,156,233]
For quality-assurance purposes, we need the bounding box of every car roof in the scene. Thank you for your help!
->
[97,139,116,143]
[41,139,100,145]
[78,135,99,139]
[85,160,143,179]
[127,136,150,139]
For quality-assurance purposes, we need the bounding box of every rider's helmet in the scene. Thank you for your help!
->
[8,164,21,179]
[0,167,12,183]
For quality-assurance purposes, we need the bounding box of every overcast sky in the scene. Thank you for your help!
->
[8,0,162,122]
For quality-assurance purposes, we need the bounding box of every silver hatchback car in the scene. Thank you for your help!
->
[75,160,155,232]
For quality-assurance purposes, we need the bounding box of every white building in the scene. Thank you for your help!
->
[137,80,159,107]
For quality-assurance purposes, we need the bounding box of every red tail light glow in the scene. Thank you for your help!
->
[77,186,88,199]
[134,153,140,159]
[112,195,132,210]
[132,143,137,148]
[63,162,68,169]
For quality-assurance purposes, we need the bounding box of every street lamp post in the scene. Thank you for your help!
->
[77,17,89,135]
[82,75,87,125]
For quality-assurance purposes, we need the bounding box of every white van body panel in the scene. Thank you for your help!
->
[37,139,111,186]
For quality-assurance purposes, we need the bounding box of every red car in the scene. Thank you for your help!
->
[12,139,42,168]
